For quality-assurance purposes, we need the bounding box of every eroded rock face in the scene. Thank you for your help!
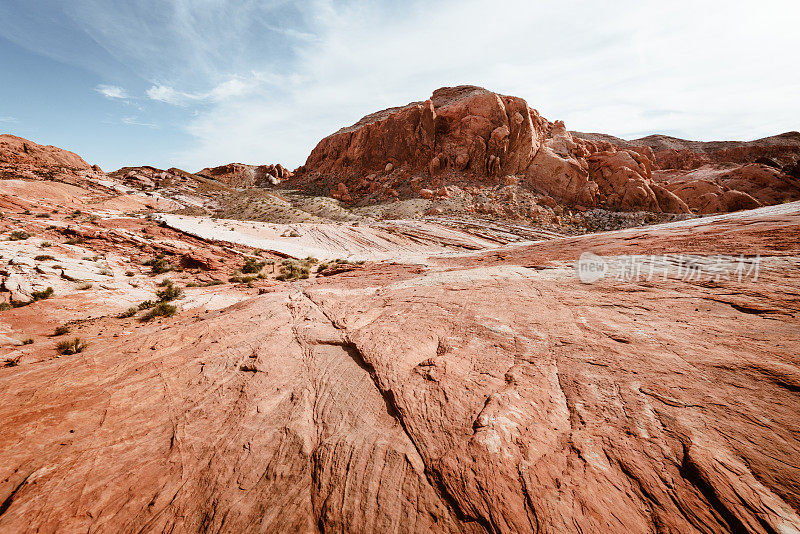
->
[0,134,103,184]
[196,163,291,187]
[656,163,800,214]
[0,134,93,171]
[1,203,800,532]
[574,131,800,214]
[295,89,800,215]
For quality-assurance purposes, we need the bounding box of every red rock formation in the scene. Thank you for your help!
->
[295,87,795,214]
[196,163,291,187]
[572,131,800,213]
[0,134,93,171]
[0,134,102,184]
[656,164,800,214]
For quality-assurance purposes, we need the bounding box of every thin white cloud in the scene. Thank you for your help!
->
[147,78,258,106]
[146,85,197,106]
[95,84,129,99]
[122,116,158,129]
[0,116,18,123]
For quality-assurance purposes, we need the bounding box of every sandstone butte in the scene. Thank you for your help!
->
[0,96,800,533]
[291,86,800,214]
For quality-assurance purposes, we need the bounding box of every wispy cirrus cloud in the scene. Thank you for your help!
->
[146,78,258,106]
[0,116,18,123]
[95,84,129,100]
[122,116,158,128]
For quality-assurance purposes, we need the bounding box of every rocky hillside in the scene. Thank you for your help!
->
[195,162,292,188]
[0,134,103,182]
[291,86,800,215]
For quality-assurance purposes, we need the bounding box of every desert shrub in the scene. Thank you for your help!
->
[229,271,256,283]
[22,338,33,345]
[77,282,93,290]
[156,282,183,302]
[8,230,31,241]
[276,259,311,281]
[157,278,173,287]
[185,282,198,287]
[40,241,52,248]
[56,338,87,355]
[53,325,70,336]
[36,213,50,218]
[202,280,224,286]
[143,254,171,275]
[4,358,19,367]
[0,303,11,311]
[65,237,84,245]
[241,257,266,274]
[34,254,55,261]
[125,271,134,277]
[138,300,155,310]
[118,307,138,318]
[30,287,54,301]
[139,302,176,322]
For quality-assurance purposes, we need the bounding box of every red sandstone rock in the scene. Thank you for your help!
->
[657,163,800,214]
[1,203,800,532]
[293,87,798,215]
[196,162,291,187]
[0,134,93,171]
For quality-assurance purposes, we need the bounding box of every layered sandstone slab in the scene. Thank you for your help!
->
[1,202,799,532]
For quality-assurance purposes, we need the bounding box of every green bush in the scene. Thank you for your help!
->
[241,257,266,274]
[143,254,171,275]
[229,271,256,283]
[156,282,183,302]
[34,254,55,261]
[139,302,176,322]
[276,259,312,281]
[31,287,54,301]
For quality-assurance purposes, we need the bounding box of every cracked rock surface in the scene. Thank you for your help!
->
[1,204,800,532]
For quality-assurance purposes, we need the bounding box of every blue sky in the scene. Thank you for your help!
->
[1,0,799,172]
